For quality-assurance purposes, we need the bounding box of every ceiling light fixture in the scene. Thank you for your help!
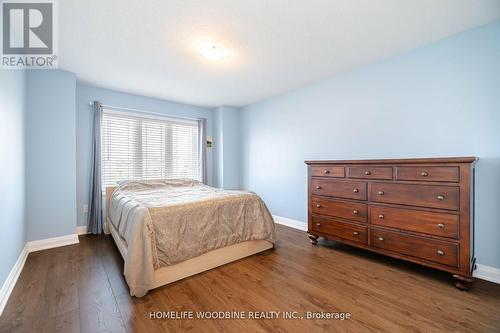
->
[199,42,228,62]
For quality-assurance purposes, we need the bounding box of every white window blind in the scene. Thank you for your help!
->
[102,109,201,186]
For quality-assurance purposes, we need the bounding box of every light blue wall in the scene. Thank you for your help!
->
[213,106,241,189]
[240,21,500,268]
[0,71,26,287]
[25,70,77,240]
[213,107,224,187]
[221,106,242,189]
[76,83,214,226]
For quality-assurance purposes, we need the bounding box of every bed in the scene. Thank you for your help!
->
[105,179,275,297]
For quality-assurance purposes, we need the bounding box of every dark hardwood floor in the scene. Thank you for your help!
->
[1,224,500,333]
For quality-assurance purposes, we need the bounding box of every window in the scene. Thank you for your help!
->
[102,109,201,186]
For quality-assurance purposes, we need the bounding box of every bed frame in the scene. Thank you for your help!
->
[105,186,274,291]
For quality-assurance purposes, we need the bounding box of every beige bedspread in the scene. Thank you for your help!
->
[108,179,275,297]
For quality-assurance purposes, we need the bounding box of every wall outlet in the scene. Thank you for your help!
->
[83,204,88,213]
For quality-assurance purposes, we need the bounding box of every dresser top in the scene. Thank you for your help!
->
[305,157,477,165]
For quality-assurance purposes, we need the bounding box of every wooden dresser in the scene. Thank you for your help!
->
[305,157,477,290]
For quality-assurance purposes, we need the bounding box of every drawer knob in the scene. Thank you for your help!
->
[437,223,445,229]
[353,231,359,236]
[316,223,321,227]
[323,169,330,174]
[421,171,429,177]
[364,171,371,175]
[378,191,385,195]
[437,250,445,256]
[316,185,321,189]
[436,195,445,201]
[353,210,359,215]
[378,214,384,219]
[352,188,359,193]
[378,237,384,241]
[316,204,321,208]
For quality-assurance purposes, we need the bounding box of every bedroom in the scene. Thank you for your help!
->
[1,0,500,332]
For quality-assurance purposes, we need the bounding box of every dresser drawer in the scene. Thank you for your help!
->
[311,179,367,200]
[312,215,367,244]
[369,183,459,210]
[310,166,345,178]
[371,227,458,267]
[347,166,393,180]
[370,205,459,238]
[311,196,367,222]
[396,166,459,182]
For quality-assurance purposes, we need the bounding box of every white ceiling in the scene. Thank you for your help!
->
[59,0,500,108]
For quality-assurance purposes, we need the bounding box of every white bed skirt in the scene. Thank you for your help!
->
[108,221,274,292]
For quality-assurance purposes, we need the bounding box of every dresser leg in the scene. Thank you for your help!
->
[307,234,319,245]
[453,274,474,291]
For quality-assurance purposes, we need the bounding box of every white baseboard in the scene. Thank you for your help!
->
[27,234,79,253]
[273,215,307,231]
[474,264,500,284]
[0,234,80,316]
[77,225,88,235]
[0,245,28,316]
